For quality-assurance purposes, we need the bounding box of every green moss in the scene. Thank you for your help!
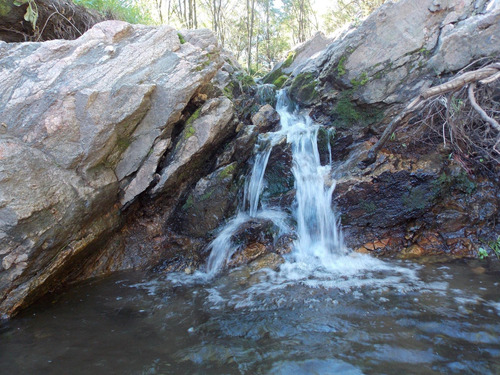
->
[332,90,384,128]
[184,125,195,139]
[218,163,236,180]
[263,68,285,85]
[237,73,255,87]
[182,195,194,210]
[223,82,234,99]
[337,55,347,76]
[350,72,369,88]
[432,171,476,196]
[418,47,431,56]
[178,32,186,44]
[282,51,296,69]
[290,72,319,105]
[183,108,201,139]
[194,60,211,72]
[186,108,201,127]
[116,136,131,151]
[200,190,214,201]
[333,92,361,126]
[273,75,288,89]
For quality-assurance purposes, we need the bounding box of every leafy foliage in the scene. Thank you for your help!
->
[13,0,38,31]
[73,0,152,24]
[323,0,389,32]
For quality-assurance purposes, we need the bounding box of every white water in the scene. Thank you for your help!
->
[205,90,346,275]
[174,89,419,305]
[277,91,345,265]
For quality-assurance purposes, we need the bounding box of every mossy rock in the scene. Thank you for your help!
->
[263,67,285,85]
[273,75,288,89]
[282,51,296,69]
[316,127,336,165]
[331,90,384,128]
[289,72,319,106]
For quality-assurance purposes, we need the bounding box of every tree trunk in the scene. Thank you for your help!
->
[247,0,255,73]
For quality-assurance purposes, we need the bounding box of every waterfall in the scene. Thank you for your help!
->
[276,91,345,265]
[205,137,287,276]
[205,90,345,275]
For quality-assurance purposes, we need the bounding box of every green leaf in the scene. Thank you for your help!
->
[13,0,29,6]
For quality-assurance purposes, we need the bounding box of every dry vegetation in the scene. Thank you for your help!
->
[365,58,500,174]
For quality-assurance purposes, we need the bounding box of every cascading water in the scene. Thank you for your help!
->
[277,91,345,265]
[205,136,288,275]
[205,90,345,275]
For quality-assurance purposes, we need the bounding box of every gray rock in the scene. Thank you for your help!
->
[251,104,280,133]
[176,162,240,238]
[293,0,500,106]
[151,97,236,196]
[0,20,229,318]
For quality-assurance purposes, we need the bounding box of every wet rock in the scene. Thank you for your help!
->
[231,219,276,246]
[215,125,258,168]
[334,144,499,258]
[224,218,285,269]
[174,162,240,238]
[262,140,295,210]
[229,243,268,267]
[251,105,280,133]
[275,234,296,255]
[248,253,284,272]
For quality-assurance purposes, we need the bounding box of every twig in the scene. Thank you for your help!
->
[360,62,500,167]
[36,11,58,42]
[468,82,500,132]
[51,4,83,37]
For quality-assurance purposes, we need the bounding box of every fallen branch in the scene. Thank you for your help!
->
[468,82,500,132]
[361,62,500,167]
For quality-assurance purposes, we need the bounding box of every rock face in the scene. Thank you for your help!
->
[0,21,241,319]
[290,0,500,110]
[251,104,280,133]
[1,0,499,319]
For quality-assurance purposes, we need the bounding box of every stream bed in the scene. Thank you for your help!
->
[1,256,500,374]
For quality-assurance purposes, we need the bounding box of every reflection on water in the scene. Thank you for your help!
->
[1,258,500,374]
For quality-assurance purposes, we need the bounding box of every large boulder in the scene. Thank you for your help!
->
[290,0,500,111]
[0,21,233,318]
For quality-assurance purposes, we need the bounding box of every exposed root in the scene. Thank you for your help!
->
[362,59,500,169]
[0,0,108,43]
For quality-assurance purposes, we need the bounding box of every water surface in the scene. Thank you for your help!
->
[1,257,500,374]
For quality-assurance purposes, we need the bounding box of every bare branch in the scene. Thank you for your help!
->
[468,82,500,132]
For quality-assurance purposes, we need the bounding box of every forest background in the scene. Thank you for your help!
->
[71,0,388,74]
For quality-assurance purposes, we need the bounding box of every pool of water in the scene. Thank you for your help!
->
[1,256,500,374]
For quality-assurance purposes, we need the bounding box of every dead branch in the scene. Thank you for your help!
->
[468,82,500,132]
[361,61,500,167]
[421,63,500,99]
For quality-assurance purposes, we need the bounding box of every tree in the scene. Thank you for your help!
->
[283,0,315,45]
